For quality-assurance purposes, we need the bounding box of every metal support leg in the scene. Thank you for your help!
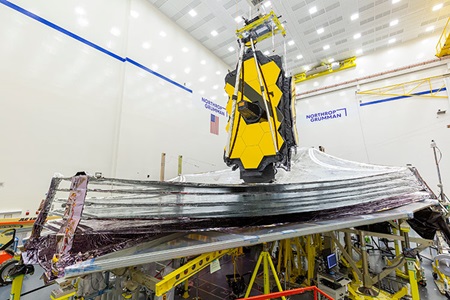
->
[8,264,34,300]
[268,251,285,296]
[306,235,315,286]
[182,280,189,299]
[9,274,24,300]
[263,252,270,295]
[357,230,378,296]
[359,231,370,287]
[406,258,420,300]
[245,250,264,298]
[245,245,286,300]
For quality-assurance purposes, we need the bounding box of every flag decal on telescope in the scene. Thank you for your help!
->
[210,114,219,135]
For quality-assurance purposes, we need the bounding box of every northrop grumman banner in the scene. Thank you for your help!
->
[306,108,347,122]
[200,96,228,117]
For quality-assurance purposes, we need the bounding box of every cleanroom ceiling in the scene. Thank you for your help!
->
[148,0,450,75]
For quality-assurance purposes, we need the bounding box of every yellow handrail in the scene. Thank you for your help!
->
[436,17,450,57]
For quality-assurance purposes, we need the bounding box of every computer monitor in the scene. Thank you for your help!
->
[326,253,337,270]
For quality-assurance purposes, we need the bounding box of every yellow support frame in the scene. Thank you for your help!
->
[347,284,407,300]
[436,17,450,57]
[236,11,286,45]
[294,57,356,83]
[245,247,286,299]
[357,75,448,99]
[155,248,235,297]
[9,274,24,300]
[276,237,305,284]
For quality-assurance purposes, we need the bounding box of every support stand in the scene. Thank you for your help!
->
[244,244,286,300]
[431,140,450,209]
[9,263,34,300]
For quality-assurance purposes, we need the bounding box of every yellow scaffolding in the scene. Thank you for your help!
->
[357,75,448,99]
[235,11,286,45]
[294,57,356,83]
[155,248,236,297]
[436,17,450,58]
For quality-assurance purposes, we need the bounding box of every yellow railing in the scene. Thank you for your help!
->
[357,75,448,98]
[436,17,450,57]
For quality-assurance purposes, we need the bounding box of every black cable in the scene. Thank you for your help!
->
[417,254,433,262]
[371,237,394,256]
[382,257,405,271]
[436,146,443,164]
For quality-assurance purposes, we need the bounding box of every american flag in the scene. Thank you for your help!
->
[210,114,219,135]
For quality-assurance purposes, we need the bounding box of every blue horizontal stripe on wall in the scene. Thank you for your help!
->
[360,88,447,107]
[126,58,192,93]
[0,0,193,94]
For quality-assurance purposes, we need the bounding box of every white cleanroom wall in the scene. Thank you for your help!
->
[0,0,230,215]
[296,33,450,197]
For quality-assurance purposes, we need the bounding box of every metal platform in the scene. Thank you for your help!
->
[64,199,437,278]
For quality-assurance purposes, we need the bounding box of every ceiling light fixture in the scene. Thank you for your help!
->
[235,16,243,23]
[130,10,139,18]
[309,6,317,14]
[264,50,270,55]
[75,7,85,15]
[142,42,151,49]
[263,1,271,8]
[328,58,335,63]
[211,30,218,36]
[323,44,330,50]
[392,0,400,3]
[426,25,435,32]
[317,28,324,34]
[78,18,89,27]
[433,3,443,11]
[110,27,121,36]
[303,66,311,71]
[160,31,167,37]
[228,46,235,52]
[350,13,359,21]
[296,54,303,59]
[389,19,398,26]
[188,9,197,17]
[288,40,295,46]
[356,48,363,54]
[388,38,396,44]
[353,33,361,39]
